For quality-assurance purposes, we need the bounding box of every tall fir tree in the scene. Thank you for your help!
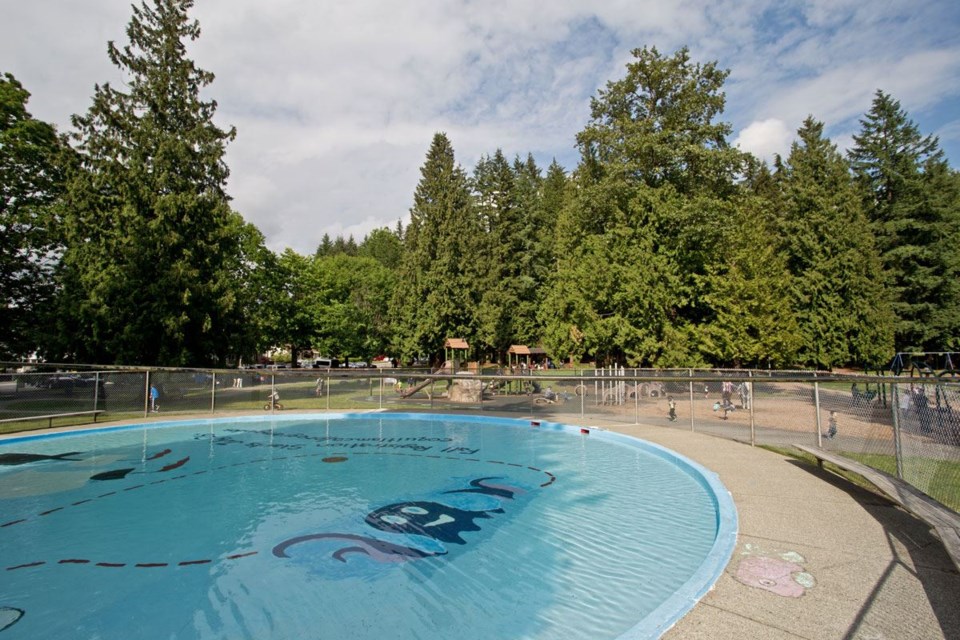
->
[693,195,802,368]
[390,133,480,363]
[778,117,893,368]
[543,47,745,366]
[472,149,523,360]
[54,0,246,365]
[849,91,960,351]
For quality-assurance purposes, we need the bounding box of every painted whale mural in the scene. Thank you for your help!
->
[273,477,528,567]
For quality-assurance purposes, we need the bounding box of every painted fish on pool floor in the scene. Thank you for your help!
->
[273,477,529,567]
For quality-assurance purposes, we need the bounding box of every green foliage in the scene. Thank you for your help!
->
[0,73,72,359]
[544,46,748,367]
[692,196,802,367]
[849,91,960,352]
[776,117,894,368]
[9,31,954,371]
[311,254,395,360]
[52,0,245,366]
[390,133,481,362]
[358,226,402,269]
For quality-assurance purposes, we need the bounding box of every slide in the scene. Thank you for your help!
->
[399,361,453,398]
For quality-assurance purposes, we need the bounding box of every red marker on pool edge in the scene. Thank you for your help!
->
[580,428,590,434]
[530,421,540,427]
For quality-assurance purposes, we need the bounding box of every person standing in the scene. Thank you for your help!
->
[149,385,160,412]
[668,397,677,422]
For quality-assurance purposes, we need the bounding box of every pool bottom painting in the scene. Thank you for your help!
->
[0,415,726,639]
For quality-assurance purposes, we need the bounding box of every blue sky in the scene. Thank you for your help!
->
[3,0,958,254]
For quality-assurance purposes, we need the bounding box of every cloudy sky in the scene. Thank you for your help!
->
[3,0,959,254]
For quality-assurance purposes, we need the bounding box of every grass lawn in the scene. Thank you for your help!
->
[764,445,960,512]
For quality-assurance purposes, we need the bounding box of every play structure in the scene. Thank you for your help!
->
[399,359,454,398]
[399,339,472,400]
[888,352,960,441]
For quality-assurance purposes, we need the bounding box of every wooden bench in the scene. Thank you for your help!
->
[794,444,960,573]
[0,410,106,430]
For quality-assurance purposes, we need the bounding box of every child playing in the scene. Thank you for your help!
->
[826,411,838,439]
[668,397,677,422]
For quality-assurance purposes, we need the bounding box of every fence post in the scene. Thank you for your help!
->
[270,374,276,414]
[144,371,150,418]
[326,375,330,410]
[634,378,639,424]
[748,372,755,447]
[688,369,695,432]
[211,372,217,414]
[379,376,383,410]
[580,377,585,419]
[94,372,100,413]
[891,382,904,479]
[814,376,822,448]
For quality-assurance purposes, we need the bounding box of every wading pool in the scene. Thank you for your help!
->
[0,413,737,639]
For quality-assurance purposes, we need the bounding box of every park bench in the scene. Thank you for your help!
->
[0,410,106,430]
[794,444,960,573]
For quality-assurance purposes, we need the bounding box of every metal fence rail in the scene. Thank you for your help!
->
[2,365,957,511]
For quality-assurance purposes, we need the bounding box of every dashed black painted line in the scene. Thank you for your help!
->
[1,449,555,534]
[6,552,259,572]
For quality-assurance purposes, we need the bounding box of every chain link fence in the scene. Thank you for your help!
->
[2,365,958,511]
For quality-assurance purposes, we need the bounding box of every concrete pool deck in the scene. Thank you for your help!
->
[3,410,959,639]
[585,418,960,640]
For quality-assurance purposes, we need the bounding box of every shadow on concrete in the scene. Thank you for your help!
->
[787,458,960,640]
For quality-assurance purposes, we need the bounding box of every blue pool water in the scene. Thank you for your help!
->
[0,413,737,639]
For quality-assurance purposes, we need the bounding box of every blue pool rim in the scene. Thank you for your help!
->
[0,412,739,639]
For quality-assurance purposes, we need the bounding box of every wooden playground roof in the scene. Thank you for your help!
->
[507,345,547,356]
[444,338,470,349]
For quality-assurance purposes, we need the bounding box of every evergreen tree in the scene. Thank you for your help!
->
[543,47,745,366]
[694,195,801,367]
[778,117,893,368]
[390,133,480,362]
[472,149,523,359]
[54,0,243,365]
[510,154,555,347]
[0,73,71,359]
[316,233,333,257]
[358,226,402,269]
[849,91,960,351]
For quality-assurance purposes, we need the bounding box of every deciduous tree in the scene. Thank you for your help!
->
[0,73,71,359]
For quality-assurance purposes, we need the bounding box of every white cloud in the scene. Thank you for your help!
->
[734,119,795,162]
[2,0,958,254]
